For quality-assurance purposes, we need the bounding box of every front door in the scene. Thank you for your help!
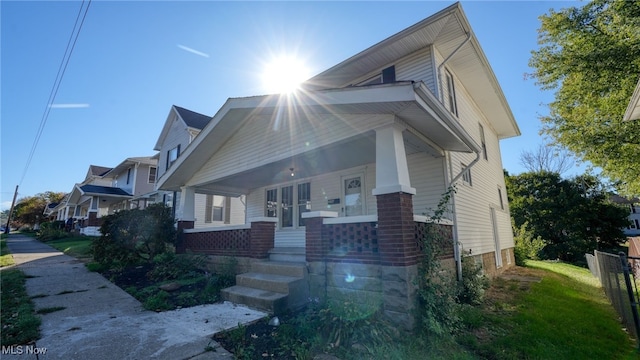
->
[343,175,364,216]
[265,182,311,229]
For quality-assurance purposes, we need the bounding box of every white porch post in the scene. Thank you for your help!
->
[177,186,196,221]
[372,123,416,196]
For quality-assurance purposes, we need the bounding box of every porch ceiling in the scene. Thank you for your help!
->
[194,134,376,195]
[157,82,476,193]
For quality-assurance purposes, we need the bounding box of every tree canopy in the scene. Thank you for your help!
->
[529,0,640,196]
[505,171,629,263]
[12,191,65,228]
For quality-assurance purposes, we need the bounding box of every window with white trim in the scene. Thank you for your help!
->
[479,123,488,160]
[461,163,472,186]
[445,69,458,117]
[166,145,180,170]
[148,167,157,183]
[205,195,224,223]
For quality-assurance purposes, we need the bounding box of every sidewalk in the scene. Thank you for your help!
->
[2,234,266,360]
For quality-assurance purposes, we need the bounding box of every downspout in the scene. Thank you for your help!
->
[437,32,471,102]
[436,30,473,281]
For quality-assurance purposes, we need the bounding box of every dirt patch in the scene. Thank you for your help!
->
[99,263,231,311]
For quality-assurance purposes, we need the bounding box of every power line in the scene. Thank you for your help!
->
[19,0,92,186]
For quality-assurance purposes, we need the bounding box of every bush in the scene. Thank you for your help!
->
[513,221,545,266]
[92,204,176,267]
[147,252,207,281]
[416,187,461,336]
[457,255,490,305]
[37,221,69,241]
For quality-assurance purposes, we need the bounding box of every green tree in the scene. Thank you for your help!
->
[505,171,628,263]
[529,0,640,196]
[12,191,65,228]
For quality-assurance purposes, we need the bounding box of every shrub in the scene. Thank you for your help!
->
[147,252,207,281]
[457,255,490,305]
[513,220,545,266]
[92,204,176,267]
[416,187,461,336]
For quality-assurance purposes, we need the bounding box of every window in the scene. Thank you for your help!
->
[205,195,224,223]
[298,183,311,227]
[479,124,488,160]
[266,189,278,218]
[498,187,504,210]
[344,176,364,216]
[166,145,180,170]
[126,168,131,184]
[264,183,311,228]
[636,219,640,229]
[358,65,396,86]
[461,163,472,186]
[148,167,157,183]
[445,69,458,117]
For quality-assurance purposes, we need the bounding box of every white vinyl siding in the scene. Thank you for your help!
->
[157,114,190,179]
[189,113,392,186]
[348,46,436,93]
[445,71,514,256]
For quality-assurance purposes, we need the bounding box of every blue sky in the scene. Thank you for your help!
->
[1,1,579,210]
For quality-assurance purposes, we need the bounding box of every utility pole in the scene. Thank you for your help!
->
[4,185,18,234]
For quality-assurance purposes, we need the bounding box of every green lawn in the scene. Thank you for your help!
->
[462,260,638,359]
[0,235,15,267]
[45,236,93,259]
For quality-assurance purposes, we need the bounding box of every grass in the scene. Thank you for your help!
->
[0,268,41,346]
[45,236,93,259]
[461,261,638,359]
[216,261,639,359]
[0,236,15,267]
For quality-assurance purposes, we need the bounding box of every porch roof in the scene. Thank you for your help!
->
[157,81,479,193]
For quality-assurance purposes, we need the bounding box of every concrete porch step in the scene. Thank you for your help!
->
[236,272,304,294]
[221,258,310,314]
[251,260,307,278]
[268,247,306,262]
[221,286,288,314]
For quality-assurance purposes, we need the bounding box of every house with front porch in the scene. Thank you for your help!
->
[153,105,245,228]
[64,157,158,236]
[156,3,519,327]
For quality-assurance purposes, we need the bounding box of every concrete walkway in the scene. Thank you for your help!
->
[2,234,266,360]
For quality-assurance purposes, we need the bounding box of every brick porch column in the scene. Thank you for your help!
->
[175,220,194,254]
[303,211,338,262]
[372,122,420,329]
[375,192,419,266]
[249,218,277,259]
[372,123,417,266]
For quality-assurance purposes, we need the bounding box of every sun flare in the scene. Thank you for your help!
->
[261,55,310,94]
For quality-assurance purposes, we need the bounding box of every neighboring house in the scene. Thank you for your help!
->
[624,76,640,121]
[47,165,112,224]
[155,3,519,326]
[611,194,640,236]
[153,105,245,228]
[59,158,158,236]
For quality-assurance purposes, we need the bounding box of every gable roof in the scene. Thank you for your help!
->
[86,165,112,180]
[153,105,212,151]
[101,156,157,178]
[306,2,519,139]
[174,105,211,129]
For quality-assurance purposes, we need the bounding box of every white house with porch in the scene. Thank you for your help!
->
[156,3,519,326]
